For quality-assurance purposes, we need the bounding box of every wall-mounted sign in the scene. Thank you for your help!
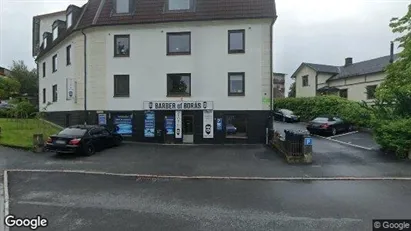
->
[165,116,175,135]
[144,111,155,138]
[203,110,214,139]
[143,101,213,110]
[175,111,182,138]
[98,114,107,125]
[216,118,223,131]
[114,115,132,136]
[66,78,75,100]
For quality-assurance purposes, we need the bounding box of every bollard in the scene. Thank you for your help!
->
[33,134,44,153]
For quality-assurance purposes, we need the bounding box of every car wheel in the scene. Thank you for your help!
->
[348,125,354,132]
[84,144,96,156]
[282,117,286,123]
[114,136,123,146]
[331,128,337,136]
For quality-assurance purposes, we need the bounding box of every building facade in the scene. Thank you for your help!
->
[33,0,277,144]
[292,47,397,103]
[273,72,285,99]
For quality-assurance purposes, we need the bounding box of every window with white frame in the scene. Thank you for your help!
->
[53,27,58,41]
[168,0,191,11]
[67,12,73,28]
[115,0,130,14]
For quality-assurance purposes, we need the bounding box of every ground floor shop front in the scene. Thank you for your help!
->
[45,101,271,144]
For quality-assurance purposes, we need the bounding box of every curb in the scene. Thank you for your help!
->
[5,169,411,181]
[122,141,263,147]
[312,134,373,151]
[0,143,32,151]
[3,170,9,231]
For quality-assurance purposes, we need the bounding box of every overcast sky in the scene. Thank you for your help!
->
[0,0,409,93]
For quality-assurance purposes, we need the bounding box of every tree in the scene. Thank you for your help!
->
[0,76,20,99]
[9,60,38,97]
[288,81,296,98]
[375,4,411,118]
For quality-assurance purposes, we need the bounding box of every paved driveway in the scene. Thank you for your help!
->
[7,171,411,231]
[0,138,410,178]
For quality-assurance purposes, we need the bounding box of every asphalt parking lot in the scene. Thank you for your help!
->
[7,171,411,231]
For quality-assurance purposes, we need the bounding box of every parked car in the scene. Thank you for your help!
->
[226,124,237,134]
[273,109,300,123]
[45,125,123,156]
[306,116,353,136]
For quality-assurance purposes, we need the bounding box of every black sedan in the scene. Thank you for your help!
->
[45,125,123,156]
[306,116,353,136]
[273,109,300,123]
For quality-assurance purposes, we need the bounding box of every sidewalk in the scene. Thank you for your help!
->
[0,180,5,231]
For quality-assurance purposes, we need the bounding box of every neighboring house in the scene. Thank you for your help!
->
[32,0,277,144]
[292,45,397,103]
[0,67,10,77]
[273,72,285,99]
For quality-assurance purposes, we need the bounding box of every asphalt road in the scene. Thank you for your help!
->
[7,171,411,231]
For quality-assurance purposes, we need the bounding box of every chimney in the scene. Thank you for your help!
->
[345,57,353,66]
[389,41,394,63]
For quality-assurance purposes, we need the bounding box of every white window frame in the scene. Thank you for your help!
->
[168,0,191,11]
[116,0,130,14]
[52,27,58,41]
[67,12,73,28]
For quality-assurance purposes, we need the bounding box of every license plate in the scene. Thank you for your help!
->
[56,140,66,144]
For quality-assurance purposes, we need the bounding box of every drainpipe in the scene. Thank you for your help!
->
[270,17,277,113]
[81,29,88,124]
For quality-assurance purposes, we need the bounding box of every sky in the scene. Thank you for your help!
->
[0,0,410,94]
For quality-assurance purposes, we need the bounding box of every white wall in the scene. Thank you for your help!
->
[83,19,272,111]
[328,72,385,102]
[38,33,83,112]
[39,12,65,45]
[295,66,317,97]
[39,19,273,112]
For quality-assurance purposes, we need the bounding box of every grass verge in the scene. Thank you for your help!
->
[0,118,60,149]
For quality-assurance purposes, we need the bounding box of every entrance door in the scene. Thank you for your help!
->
[183,115,194,143]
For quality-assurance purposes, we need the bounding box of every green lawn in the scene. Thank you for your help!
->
[0,118,61,149]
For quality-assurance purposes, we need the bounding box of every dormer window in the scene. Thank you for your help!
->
[115,0,130,14]
[43,37,47,48]
[53,27,58,41]
[167,0,193,11]
[67,12,73,28]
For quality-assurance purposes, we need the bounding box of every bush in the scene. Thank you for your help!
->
[373,118,411,158]
[14,101,37,118]
[273,96,372,127]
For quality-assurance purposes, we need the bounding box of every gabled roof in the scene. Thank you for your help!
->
[36,0,277,60]
[291,54,399,81]
[304,63,340,74]
[329,54,399,80]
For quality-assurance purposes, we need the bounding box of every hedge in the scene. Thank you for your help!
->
[273,96,372,127]
[372,118,411,158]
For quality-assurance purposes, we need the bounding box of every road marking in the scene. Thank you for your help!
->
[329,131,358,139]
[5,169,411,181]
[312,134,373,151]
[3,170,9,231]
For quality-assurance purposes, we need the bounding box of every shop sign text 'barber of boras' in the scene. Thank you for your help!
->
[143,101,213,110]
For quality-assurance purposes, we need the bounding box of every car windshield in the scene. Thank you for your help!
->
[312,117,330,123]
[280,109,294,115]
[58,128,87,136]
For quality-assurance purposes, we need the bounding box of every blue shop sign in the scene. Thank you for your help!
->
[144,111,155,138]
[216,118,223,131]
[114,115,132,136]
[165,116,175,135]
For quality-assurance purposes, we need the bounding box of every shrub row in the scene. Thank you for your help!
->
[273,96,372,127]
